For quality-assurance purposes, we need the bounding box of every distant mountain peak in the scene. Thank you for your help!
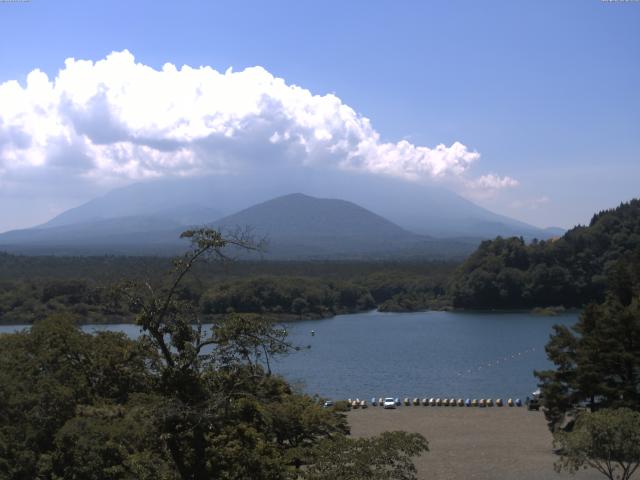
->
[0,173,558,258]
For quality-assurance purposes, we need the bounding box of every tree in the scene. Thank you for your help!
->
[535,250,640,430]
[554,408,640,480]
[0,315,155,480]
[450,200,640,310]
[302,431,428,480]
[0,228,428,479]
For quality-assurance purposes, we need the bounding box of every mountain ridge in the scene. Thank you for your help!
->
[30,173,559,239]
[0,192,478,259]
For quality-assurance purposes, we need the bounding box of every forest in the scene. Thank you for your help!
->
[449,199,640,309]
[0,254,454,325]
[1,199,639,324]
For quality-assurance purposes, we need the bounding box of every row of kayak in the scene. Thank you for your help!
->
[349,397,525,408]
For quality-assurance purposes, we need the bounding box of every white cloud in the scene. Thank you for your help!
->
[0,50,491,188]
[467,174,519,190]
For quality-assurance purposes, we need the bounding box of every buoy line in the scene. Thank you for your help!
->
[454,347,538,377]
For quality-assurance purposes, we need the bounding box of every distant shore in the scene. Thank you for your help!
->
[0,306,583,327]
[348,407,600,480]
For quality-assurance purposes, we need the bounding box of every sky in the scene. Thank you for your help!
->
[0,0,639,232]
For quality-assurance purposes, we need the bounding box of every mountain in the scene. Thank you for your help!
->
[542,226,566,237]
[211,193,464,259]
[41,201,221,229]
[27,171,557,239]
[0,202,222,256]
[0,170,561,258]
[0,193,478,259]
[0,216,187,256]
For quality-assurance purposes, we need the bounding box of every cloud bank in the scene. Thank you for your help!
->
[0,50,517,191]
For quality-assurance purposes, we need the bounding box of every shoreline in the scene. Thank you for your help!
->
[0,306,582,327]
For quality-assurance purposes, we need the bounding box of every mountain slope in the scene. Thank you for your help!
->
[0,193,478,258]
[0,202,223,255]
[212,193,476,259]
[30,172,556,240]
[0,216,188,255]
[215,193,413,240]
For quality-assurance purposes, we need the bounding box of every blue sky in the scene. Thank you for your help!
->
[0,0,639,230]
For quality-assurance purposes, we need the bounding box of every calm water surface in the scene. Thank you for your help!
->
[0,310,578,400]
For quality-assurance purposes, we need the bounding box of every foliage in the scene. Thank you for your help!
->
[201,276,375,318]
[0,315,155,479]
[450,199,640,309]
[553,408,640,480]
[0,229,428,479]
[535,249,640,430]
[302,431,428,480]
[0,255,457,325]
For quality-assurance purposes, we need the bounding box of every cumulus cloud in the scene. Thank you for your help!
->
[467,174,519,190]
[0,50,490,189]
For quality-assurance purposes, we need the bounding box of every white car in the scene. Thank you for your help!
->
[383,397,396,409]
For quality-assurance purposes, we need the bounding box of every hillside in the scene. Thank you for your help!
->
[449,198,640,308]
[0,192,478,259]
[14,172,558,240]
[0,203,222,256]
[212,193,476,259]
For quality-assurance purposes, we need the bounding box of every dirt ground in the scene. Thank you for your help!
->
[348,406,603,480]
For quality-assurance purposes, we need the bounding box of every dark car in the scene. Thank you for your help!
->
[527,397,540,411]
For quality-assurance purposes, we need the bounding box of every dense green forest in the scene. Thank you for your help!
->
[0,254,454,324]
[450,199,640,309]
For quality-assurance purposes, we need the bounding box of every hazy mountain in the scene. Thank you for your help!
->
[42,201,221,229]
[210,193,440,258]
[0,193,478,259]
[29,171,558,239]
[0,170,562,258]
[542,226,566,237]
[0,216,188,256]
[0,203,223,256]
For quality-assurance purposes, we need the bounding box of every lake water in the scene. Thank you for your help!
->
[0,310,578,401]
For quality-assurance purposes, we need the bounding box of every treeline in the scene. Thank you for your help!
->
[201,277,375,317]
[0,279,131,325]
[450,199,640,309]
[0,252,454,282]
[0,263,456,325]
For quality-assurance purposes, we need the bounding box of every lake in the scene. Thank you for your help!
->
[0,310,578,401]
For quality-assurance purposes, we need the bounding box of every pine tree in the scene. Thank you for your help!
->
[535,249,640,430]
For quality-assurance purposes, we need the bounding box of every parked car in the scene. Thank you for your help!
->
[383,397,396,409]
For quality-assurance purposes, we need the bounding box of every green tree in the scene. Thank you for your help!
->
[0,315,154,479]
[302,431,428,480]
[535,251,640,430]
[0,228,429,480]
[554,408,640,480]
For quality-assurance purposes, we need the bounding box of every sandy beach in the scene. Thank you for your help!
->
[348,406,602,480]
